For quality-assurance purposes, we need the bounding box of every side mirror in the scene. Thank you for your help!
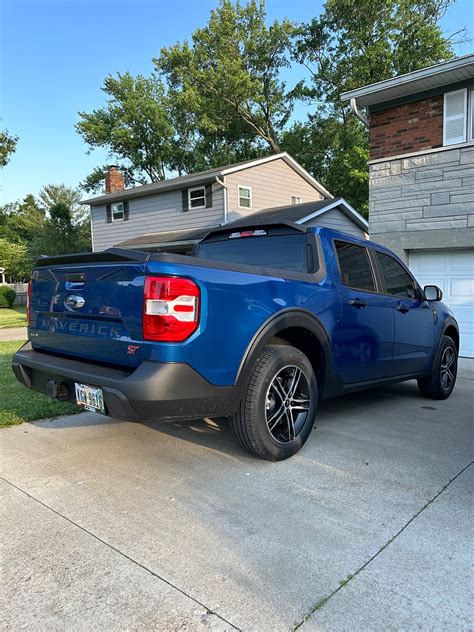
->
[424,285,443,301]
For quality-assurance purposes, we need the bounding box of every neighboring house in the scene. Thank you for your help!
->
[115,198,368,251]
[81,153,333,252]
[342,54,474,357]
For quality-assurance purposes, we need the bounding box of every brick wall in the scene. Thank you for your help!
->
[369,96,443,160]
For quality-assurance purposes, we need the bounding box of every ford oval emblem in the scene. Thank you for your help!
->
[64,295,85,310]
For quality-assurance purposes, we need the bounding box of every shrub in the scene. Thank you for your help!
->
[0,286,16,308]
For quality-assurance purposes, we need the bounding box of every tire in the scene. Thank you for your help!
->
[231,344,318,461]
[417,335,458,400]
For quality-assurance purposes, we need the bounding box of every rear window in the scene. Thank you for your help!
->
[196,234,309,272]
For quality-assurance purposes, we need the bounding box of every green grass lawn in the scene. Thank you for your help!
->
[0,305,27,328]
[0,339,80,428]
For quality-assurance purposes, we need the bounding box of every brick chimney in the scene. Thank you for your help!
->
[105,166,125,193]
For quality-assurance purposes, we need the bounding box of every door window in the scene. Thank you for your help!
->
[335,241,376,292]
[375,251,417,298]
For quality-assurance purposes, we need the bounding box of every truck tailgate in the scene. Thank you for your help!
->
[30,253,147,368]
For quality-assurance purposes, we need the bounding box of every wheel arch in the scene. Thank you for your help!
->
[428,317,460,374]
[235,308,333,393]
[443,321,460,352]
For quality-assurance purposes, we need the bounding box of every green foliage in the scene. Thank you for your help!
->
[282,116,370,215]
[0,195,46,245]
[75,0,458,212]
[38,184,87,222]
[156,0,295,153]
[294,0,455,111]
[77,1,296,190]
[33,202,91,257]
[0,238,32,282]
[76,72,177,190]
[287,0,456,211]
[0,184,91,272]
[0,129,18,168]
[0,286,16,309]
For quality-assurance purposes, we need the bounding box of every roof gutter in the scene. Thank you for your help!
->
[350,98,369,128]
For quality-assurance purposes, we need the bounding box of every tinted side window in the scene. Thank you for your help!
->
[335,241,376,292]
[375,251,416,298]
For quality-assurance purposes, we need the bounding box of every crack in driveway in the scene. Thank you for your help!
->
[292,460,473,630]
[0,475,242,632]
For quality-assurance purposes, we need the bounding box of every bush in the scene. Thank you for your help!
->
[0,286,16,308]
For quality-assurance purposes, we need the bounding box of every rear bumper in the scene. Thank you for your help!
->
[12,342,240,422]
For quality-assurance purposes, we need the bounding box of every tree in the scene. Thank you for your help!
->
[282,116,370,214]
[294,0,455,112]
[0,195,46,245]
[38,183,87,222]
[286,0,456,213]
[76,72,177,191]
[39,184,81,214]
[0,129,18,168]
[33,202,91,256]
[76,2,295,191]
[156,0,295,154]
[0,238,31,282]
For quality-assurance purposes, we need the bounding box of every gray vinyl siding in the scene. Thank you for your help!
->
[225,158,324,222]
[304,208,367,238]
[91,183,224,251]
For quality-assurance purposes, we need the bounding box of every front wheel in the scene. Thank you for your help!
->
[417,335,458,400]
[231,344,318,461]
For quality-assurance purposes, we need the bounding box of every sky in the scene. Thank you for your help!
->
[1,0,473,204]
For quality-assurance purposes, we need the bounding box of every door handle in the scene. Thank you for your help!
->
[396,303,410,313]
[348,298,367,308]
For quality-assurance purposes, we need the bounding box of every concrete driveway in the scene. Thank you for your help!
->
[1,363,473,631]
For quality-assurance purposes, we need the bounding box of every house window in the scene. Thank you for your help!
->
[238,185,252,209]
[443,89,468,146]
[291,195,302,205]
[111,202,124,221]
[188,186,206,209]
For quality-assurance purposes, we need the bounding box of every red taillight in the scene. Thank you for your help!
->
[26,279,32,326]
[143,276,200,342]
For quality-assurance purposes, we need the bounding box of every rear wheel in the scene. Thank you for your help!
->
[231,344,318,460]
[417,335,458,400]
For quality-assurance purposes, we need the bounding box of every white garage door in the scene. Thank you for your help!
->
[409,250,474,358]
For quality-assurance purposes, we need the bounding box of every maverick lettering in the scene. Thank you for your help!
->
[38,317,123,338]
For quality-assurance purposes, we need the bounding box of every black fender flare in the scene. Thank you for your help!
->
[429,316,460,373]
[235,308,333,388]
[440,316,459,343]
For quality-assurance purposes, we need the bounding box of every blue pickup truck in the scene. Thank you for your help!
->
[13,222,459,460]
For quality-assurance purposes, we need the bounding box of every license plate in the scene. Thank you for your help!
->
[75,383,105,413]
